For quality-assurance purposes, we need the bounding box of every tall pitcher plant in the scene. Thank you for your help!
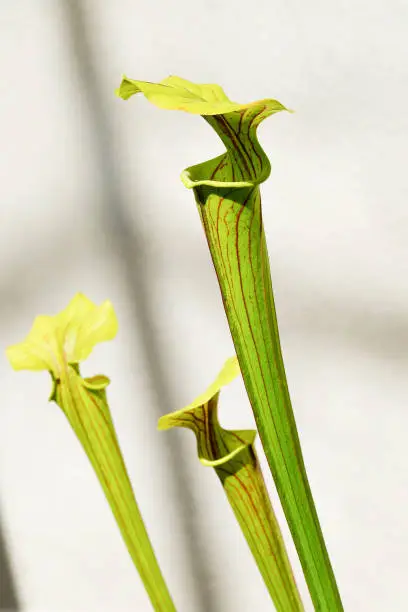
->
[117,75,344,611]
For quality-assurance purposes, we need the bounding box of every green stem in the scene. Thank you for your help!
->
[182,111,343,611]
[54,368,175,612]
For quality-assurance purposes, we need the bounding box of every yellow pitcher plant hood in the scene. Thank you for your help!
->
[117,75,286,115]
[6,293,118,376]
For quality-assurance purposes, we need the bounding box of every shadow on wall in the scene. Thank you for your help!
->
[60,2,219,611]
[274,274,408,366]
[0,512,20,612]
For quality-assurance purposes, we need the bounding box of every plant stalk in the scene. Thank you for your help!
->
[54,368,176,612]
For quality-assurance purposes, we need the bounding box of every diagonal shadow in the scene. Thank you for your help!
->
[60,3,217,611]
[0,512,20,612]
[271,272,408,365]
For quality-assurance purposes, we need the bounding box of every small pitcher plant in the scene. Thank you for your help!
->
[159,356,304,612]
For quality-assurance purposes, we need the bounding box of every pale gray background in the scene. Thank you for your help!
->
[1,1,407,610]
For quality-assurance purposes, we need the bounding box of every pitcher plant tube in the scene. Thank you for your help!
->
[117,75,343,612]
[6,293,176,612]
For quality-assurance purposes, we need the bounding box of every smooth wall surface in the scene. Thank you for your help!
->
[1,1,407,610]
